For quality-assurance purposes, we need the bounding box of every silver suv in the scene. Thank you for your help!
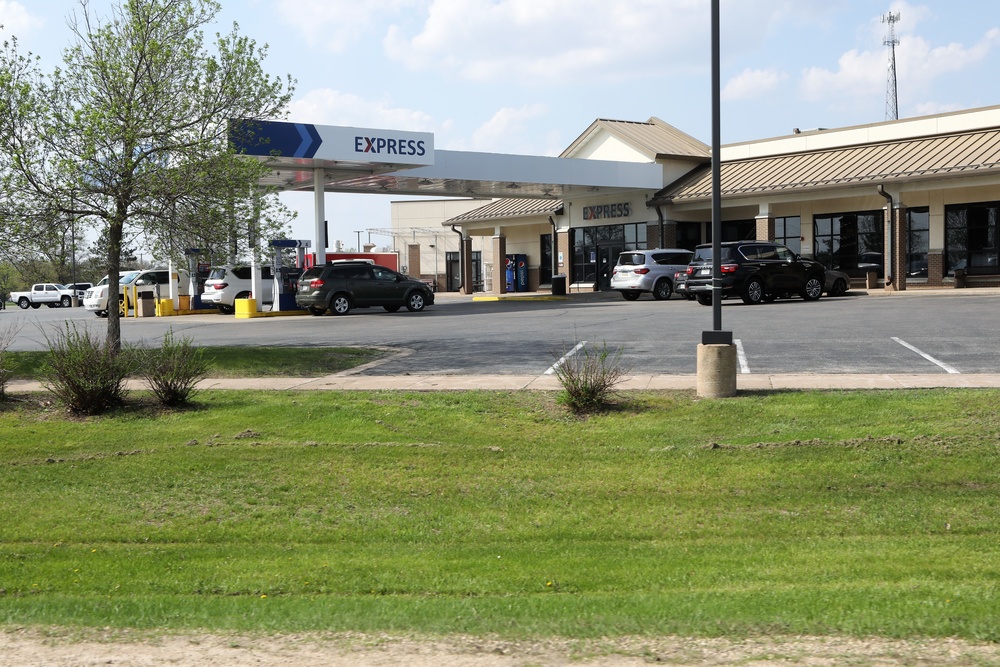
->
[609,249,694,300]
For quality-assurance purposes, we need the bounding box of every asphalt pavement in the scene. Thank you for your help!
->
[7,285,1000,393]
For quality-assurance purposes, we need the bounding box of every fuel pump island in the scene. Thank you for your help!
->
[235,239,311,318]
[151,241,312,318]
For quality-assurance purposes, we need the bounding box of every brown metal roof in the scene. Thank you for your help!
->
[654,128,1000,204]
[561,117,711,161]
[446,198,564,224]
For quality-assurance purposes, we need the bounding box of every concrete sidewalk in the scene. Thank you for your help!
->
[9,372,1000,394]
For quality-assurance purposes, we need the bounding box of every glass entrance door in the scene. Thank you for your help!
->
[597,245,622,291]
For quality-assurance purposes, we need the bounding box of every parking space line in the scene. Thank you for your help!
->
[734,339,751,374]
[545,341,587,375]
[892,337,960,374]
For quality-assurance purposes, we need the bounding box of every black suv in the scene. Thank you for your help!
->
[685,241,826,305]
[295,261,434,315]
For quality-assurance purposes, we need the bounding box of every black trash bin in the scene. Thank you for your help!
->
[954,268,966,288]
[551,274,567,296]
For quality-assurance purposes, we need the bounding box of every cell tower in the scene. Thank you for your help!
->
[883,11,900,121]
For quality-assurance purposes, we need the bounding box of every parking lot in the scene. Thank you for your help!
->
[4,289,999,377]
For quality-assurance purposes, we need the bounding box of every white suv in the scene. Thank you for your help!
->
[609,249,694,301]
[201,265,274,314]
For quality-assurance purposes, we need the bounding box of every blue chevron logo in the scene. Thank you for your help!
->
[229,120,321,158]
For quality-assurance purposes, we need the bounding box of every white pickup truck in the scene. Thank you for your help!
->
[11,283,75,309]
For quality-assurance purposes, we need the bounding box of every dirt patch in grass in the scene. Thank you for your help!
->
[3,629,999,666]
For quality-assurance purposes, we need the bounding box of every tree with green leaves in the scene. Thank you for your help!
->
[0,0,294,351]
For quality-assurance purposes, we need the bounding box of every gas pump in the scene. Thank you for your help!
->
[268,239,311,311]
[184,248,212,309]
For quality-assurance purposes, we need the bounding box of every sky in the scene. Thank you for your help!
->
[3,0,1000,250]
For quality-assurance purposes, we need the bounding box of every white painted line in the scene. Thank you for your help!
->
[892,337,960,374]
[545,341,587,375]
[734,338,751,374]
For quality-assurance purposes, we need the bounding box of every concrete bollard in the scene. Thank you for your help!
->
[697,343,737,398]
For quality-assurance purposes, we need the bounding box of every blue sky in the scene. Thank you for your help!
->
[3,0,1000,249]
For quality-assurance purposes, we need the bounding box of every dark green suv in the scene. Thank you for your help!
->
[295,261,435,316]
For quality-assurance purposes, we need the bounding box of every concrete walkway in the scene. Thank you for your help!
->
[9,372,1000,394]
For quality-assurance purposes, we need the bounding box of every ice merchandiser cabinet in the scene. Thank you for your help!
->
[505,254,528,292]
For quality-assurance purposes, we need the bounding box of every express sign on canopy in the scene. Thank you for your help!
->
[230,119,435,166]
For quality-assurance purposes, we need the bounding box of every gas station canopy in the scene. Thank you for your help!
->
[230,119,664,199]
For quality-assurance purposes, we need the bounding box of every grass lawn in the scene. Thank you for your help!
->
[1,387,998,640]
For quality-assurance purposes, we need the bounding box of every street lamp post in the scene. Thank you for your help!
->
[696,0,737,398]
[354,230,362,252]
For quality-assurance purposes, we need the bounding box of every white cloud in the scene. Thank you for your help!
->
[799,2,1000,105]
[288,88,438,132]
[800,48,885,102]
[274,0,417,53]
[898,29,1000,92]
[382,0,708,85]
[0,0,44,38]
[467,103,549,153]
[800,24,1000,103]
[722,68,788,101]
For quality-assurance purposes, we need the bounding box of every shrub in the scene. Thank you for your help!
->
[40,323,136,414]
[553,341,629,413]
[138,329,208,406]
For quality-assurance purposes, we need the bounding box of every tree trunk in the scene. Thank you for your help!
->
[105,214,125,355]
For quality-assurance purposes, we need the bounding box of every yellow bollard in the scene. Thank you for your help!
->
[234,298,258,318]
[156,298,175,316]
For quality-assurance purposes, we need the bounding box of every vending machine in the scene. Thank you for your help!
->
[515,254,528,292]
[505,254,528,292]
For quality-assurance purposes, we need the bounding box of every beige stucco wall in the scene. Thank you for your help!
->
[391,198,491,288]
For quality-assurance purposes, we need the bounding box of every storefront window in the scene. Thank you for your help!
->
[907,208,929,278]
[945,202,999,276]
[722,220,754,242]
[570,223,646,284]
[775,216,801,254]
[814,211,884,277]
[675,221,702,250]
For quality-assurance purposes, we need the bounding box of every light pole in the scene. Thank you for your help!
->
[696,0,737,398]
[354,230,362,252]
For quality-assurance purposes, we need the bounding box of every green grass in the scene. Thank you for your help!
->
[0,388,999,640]
[2,346,386,380]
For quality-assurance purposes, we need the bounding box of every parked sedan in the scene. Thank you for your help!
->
[825,269,851,296]
[673,270,695,300]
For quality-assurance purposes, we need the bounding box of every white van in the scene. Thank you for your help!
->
[84,269,190,317]
[201,265,274,314]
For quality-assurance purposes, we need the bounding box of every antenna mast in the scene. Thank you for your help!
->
[882,11,900,121]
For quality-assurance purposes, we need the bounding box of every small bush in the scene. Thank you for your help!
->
[40,323,136,414]
[553,341,629,413]
[138,329,208,406]
[0,324,19,400]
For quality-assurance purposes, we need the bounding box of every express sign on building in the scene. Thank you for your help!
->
[230,119,435,166]
[582,202,632,220]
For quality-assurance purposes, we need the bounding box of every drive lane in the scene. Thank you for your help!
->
[4,291,998,376]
